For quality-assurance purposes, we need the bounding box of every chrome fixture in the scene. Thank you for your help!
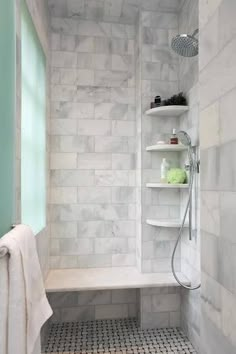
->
[171,131,201,290]
[171,29,199,57]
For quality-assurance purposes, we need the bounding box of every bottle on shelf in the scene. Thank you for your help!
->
[169,129,178,144]
[161,158,170,183]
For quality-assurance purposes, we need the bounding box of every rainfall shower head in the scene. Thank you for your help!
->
[177,131,192,147]
[171,29,199,57]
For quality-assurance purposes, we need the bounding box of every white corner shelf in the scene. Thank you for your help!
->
[146,144,187,152]
[145,105,189,117]
[146,219,189,228]
[146,183,189,189]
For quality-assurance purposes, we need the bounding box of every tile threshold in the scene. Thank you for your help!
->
[45,266,190,292]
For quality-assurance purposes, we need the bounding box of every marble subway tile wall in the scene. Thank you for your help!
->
[138,3,181,273]
[47,289,138,323]
[178,1,201,352]
[139,286,181,329]
[49,1,137,269]
[199,0,236,353]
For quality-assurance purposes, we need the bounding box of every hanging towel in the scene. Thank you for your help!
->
[0,225,52,354]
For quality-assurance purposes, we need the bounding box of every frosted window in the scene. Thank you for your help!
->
[21,1,46,234]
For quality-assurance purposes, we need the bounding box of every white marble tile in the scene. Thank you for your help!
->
[112,289,137,304]
[77,20,111,37]
[51,84,76,102]
[200,101,220,149]
[59,238,94,256]
[95,136,129,153]
[78,120,111,136]
[221,286,236,347]
[61,34,76,51]
[77,254,112,268]
[77,220,112,238]
[104,0,123,18]
[77,53,94,69]
[54,102,94,119]
[112,121,135,136]
[95,304,129,319]
[151,293,180,313]
[50,119,77,135]
[95,170,135,187]
[60,136,94,153]
[200,37,236,109]
[201,191,220,236]
[51,33,61,50]
[94,70,129,87]
[67,0,85,17]
[94,102,130,120]
[112,187,136,204]
[220,192,236,243]
[51,51,77,68]
[142,62,161,80]
[199,11,219,71]
[51,187,77,204]
[112,153,135,169]
[112,253,136,267]
[76,35,94,52]
[112,55,132,72]
[77,153,112,169]
[78,290,111,306]
[220,87,236,144]
[77,187,111,203]
[94,238,128,255]
[50,153,77,170]
[60,68,77,84]
[94,37,112,54]
[51,222,77,238]
[51,17,78,35]
[51,170,95,187]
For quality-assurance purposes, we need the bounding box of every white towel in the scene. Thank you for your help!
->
[0,225,53,354]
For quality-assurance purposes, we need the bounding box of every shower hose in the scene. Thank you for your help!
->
[171,160,201,291]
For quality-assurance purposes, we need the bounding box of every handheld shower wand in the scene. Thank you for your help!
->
[171,131,201,291]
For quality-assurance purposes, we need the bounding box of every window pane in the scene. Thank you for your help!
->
[21,1,46,234]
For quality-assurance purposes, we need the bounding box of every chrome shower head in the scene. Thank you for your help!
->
[177,131,194,167]
[171,29,199,57]
[177,131,192,147]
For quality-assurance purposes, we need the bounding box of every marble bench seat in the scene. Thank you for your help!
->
[45,266,190,292]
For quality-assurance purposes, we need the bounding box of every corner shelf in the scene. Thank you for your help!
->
[146,144,187,152]
[146,183,189,189]
[146,219,189,228]
[145,105,189,117]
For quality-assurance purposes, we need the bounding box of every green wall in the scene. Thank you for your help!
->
[0,0,15,237]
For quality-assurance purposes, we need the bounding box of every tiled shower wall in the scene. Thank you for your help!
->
[48,289,138,323]
[138,5,181,273]
[200,0,236,352]
[49,8,137,269]
[48,0,186,271]
[178,0,201,352]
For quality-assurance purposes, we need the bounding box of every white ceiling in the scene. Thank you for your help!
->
[47,0,182,25]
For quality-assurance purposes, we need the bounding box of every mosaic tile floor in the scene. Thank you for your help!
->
[42,318,197,354]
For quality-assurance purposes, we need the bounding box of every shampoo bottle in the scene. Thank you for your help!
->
[161,158,170,183]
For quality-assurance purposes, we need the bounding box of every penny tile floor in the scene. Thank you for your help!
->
[42,318,197,354]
